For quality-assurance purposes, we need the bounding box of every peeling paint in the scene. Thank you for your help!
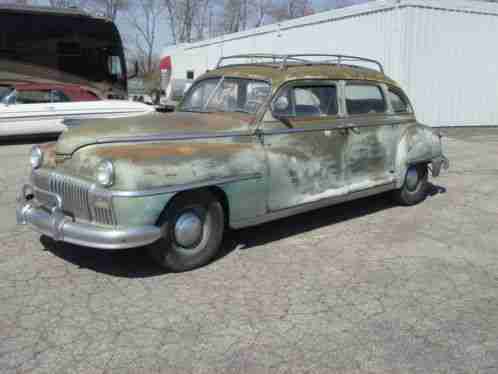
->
[33,63,446,230]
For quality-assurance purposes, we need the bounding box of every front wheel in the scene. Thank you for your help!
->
[393,164,429,206]
[148,191,225,272]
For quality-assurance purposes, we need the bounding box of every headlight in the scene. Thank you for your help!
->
[30,146,43,169]
[95,160,114,187]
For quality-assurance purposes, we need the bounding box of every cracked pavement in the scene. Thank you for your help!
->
[1,128,497,373]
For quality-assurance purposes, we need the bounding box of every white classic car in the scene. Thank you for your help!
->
[0,84,154,137]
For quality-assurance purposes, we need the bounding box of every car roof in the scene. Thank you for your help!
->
[201,64,399,90]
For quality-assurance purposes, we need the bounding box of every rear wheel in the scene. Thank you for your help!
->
[148,191,224,272]
[393,164,429,206]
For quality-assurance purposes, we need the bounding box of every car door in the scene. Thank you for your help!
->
[261,80,349,211]
[343,81,396,192]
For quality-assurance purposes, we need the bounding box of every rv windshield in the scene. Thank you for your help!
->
[180,77,271,114]
[0,9,127,97]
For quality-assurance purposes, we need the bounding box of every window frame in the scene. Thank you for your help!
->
[269,79,341,121]
[344,81,387,117]
[179,76,272,114]
[386,85,413,115]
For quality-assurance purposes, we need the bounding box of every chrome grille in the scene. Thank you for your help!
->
[30,171,116,226]
[49,173,90,220]
[93,206,116,226]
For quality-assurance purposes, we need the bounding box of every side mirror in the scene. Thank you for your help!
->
[272,96,290,113]
[271,96,293,128]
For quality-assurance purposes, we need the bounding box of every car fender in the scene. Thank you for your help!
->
[394,123,443,188]
[63,139,268,226]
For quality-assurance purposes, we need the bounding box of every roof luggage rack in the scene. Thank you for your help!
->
[216,54,384,74]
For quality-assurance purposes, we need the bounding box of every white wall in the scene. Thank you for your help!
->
[403,5,498,126]
[162,0,498,126]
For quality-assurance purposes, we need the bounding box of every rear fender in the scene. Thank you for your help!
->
[394,123,443,188]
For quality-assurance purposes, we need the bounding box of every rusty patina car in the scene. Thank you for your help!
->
[17,54,449,271]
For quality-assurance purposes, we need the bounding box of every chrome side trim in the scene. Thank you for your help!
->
[111,173,263,197]
[230,182,396,229]
[96,131,253,145]
[261,118,414,136]
[31,169,262,199]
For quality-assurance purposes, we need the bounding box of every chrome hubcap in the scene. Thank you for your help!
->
[405,167,419,191]
[174,212,203,248]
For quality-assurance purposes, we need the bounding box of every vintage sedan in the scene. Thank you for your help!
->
[17,54,449,271]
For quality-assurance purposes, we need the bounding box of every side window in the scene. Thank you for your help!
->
[16,90,51,104]
[273,84,338,118]
[345,84,386,115]
[388,87,410,113]
[51,90,71,103]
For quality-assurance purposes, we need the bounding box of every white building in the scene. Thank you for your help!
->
[160,0,498,127]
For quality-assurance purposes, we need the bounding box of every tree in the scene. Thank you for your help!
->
[48,0,84,7]
[89,0,128,20]
[253,0,273,27]
[127,0,166,74]
[164,0,214,43]
[269,0,311,21]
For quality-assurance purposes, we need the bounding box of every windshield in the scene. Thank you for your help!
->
[180,77,271,114]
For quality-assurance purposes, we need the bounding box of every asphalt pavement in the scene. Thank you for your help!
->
[0,128,497,373]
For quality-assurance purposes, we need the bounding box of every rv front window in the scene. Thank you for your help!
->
[180,77,270,114]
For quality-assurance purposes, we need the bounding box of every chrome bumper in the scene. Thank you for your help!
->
[16,184,162,250]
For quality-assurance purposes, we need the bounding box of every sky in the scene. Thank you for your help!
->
[33,0,370,56]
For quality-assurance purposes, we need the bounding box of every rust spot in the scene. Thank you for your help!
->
[95,142,250,162]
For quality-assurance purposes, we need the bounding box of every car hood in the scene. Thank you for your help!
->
[56,111,256,155]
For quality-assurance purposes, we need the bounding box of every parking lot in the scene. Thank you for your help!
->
[0,128,497,373]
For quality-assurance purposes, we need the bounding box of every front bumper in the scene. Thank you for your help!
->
[16,184,162,250]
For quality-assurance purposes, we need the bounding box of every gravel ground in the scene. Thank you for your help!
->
[0,128,497,374]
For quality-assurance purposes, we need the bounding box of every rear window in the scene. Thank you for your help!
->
[388,87,410,113]
[345,84,386,115]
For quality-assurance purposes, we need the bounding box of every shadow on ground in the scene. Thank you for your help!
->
[42,183,446,278]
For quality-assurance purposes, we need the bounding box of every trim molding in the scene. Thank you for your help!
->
[97,131,253,145]
[230,181,396,229]
[110,173,263,197]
